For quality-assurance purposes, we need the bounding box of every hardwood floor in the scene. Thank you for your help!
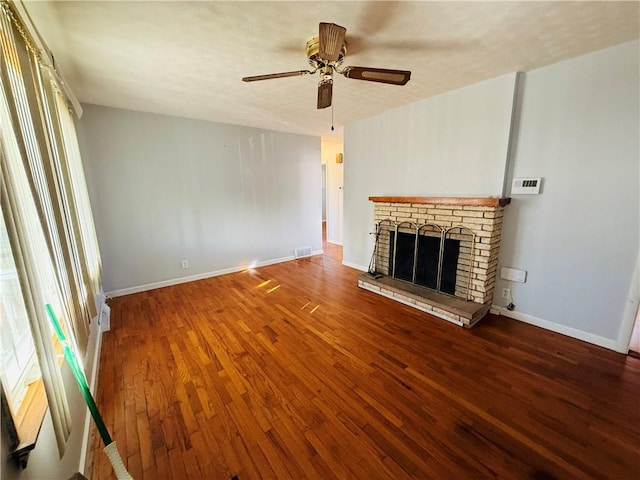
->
[89,241,640,479]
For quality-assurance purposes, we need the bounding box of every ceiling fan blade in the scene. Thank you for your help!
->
[242,70,311,82]
[343,67,411,86]
[317,81,333,109]
[318,22,346,62]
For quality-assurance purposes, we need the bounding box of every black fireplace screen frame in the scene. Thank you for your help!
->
[370,219,476,301]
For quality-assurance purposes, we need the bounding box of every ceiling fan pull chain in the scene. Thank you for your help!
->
[331,101,334,131]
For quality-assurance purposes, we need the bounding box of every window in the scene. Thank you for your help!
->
[1,0,102,468]
[0,213,40,414]
[0,203,77,464]
[0,207,46,462]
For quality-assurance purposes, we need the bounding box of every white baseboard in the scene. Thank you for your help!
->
[326,239,343,246]
[491,305,618,351]
[106,254,324,297]
[341,260,368,272]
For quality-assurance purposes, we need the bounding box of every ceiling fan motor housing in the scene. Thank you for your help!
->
[306,36,347,68]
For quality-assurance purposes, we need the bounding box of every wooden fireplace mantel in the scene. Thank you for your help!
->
[368,196,511,207]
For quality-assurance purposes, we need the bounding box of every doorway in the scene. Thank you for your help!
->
[321,134,344,247]
[321,164,327,241]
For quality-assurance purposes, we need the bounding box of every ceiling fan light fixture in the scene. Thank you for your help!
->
[320,65,333,81]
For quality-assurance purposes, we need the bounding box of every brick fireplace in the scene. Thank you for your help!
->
[358,196,510,327]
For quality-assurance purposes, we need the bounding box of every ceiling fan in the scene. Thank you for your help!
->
[242,22,411,109]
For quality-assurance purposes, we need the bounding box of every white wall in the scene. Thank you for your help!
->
[321,136,344,245]
[496,40,639,346]
[343,72,517,270]
[77,105,322,294]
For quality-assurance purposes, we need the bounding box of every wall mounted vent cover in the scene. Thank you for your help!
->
[511,177,542,194]
[99,302,111,332]
[295,246,312,259]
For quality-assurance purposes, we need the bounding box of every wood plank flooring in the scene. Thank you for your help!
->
[89,242,640,479]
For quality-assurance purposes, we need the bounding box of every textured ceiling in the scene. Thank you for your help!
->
[25,1,640,137]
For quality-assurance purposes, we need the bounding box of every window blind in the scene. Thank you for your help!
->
[0,0,103,455]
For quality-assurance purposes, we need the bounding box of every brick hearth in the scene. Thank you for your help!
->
[359,196,510,327]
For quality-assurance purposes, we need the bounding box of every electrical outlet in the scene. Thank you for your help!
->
[502,287,510,299]
[181,260,189,269]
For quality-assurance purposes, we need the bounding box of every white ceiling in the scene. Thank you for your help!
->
[25,1,639,137]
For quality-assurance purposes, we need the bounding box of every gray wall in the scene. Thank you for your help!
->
[343,72,517,270]
[77,105,322,294]
[497,40,639,345]
[342,41,639,349]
